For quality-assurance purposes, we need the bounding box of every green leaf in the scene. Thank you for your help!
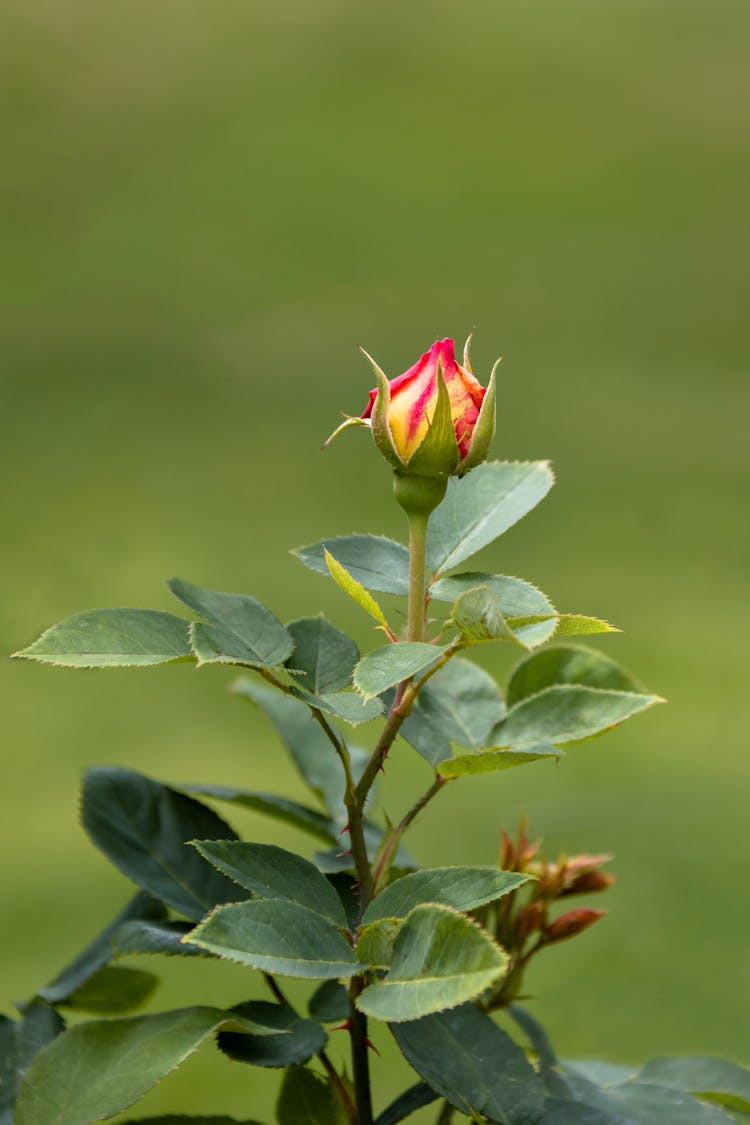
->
[293,534,410,595]
[179,782,339,845]
[1,1003,65,1125]
[81,767,242,920]
[364,867,529,924]
[39,891,166,1005]
[356,919,402,969]
[564,1060,636,1087]
[392,1002,546,1123]
[192,841,347,926]
[396,657,505,766]
[286,616,359,693]
[507,1004,559,1067]
[426,461,555,575]
[114,919,207,958]
[431,571,555,616]
[506,616,560,649]
[638,1057,750,1115]
[503,614,620,649]
[60,965,158,1014]
[491,685,663,750]
[354,642,447,700]
[539,615,619,639]
[118,1118,265,1124]
[307,981,349,1023]
[14,1007,280,1125]
[217,1001,326,1069]
[357,904,508,1022]
[0,1015,15,1125]
[538,1098,621,1124]
[375,1083,439,1125]
[507,644,640,708]
[185,900,361,979]
[290,685,385,726]
[277,1065,346,1125]
[231,680,352,819]
[610,1083,736,1123]
[167,577,292,669]
[439,746,562,778]
[324,549,391,629]
[12,609,192,669]
[450,586,518,643]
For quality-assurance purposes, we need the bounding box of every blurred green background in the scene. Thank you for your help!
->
[2,0,748,1119]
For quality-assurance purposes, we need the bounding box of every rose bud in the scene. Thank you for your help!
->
[361,336,498,481]
[561,869,616,897]
[514,900,548,945]
[545,908,607,945]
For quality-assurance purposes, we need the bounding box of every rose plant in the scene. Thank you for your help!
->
[4,336,748,1125]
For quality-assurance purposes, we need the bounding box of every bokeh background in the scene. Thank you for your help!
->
[2,0,748,1119]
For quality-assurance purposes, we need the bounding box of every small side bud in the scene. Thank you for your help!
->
[562,870,616,896]
[515,900,548,944]
[545,908,607,945]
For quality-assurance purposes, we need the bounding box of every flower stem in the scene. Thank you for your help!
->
[407,511,429,643]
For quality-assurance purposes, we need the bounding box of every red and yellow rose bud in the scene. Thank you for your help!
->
[545,908,607,945]
[361,336,497,487]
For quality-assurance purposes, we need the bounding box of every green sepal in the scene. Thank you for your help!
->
[322,414,370,450]
[457,359,498,475]
[404,364,459,478]
[365,349,405,468]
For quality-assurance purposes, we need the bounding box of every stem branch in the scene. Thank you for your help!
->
[262,974,357,1123]
[372,774,449,891]
[349,978,374,1125]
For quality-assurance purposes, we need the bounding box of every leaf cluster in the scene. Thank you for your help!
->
[6,460,733,1125]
